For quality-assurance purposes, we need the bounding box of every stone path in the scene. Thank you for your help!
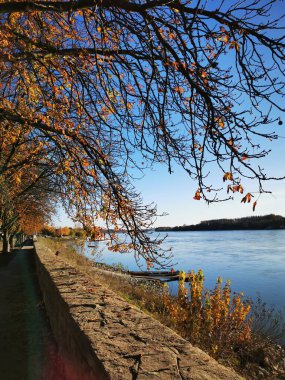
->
[0,242,66,380]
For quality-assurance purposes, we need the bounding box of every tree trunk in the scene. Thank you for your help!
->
[17,233,22,245]
[2,230,10,254]
[17,233,23,245]
[9,234,14,250]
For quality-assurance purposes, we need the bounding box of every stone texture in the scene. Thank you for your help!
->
[34,241,244,380]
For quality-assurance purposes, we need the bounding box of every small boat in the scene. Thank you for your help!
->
[128,270,180,278]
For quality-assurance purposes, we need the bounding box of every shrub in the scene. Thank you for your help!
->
[162,270,252,357]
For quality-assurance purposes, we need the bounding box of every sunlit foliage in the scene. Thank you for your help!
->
[162,270,252,356]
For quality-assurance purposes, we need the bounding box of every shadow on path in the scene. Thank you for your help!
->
[0,241,66,380]
[0,250,18,267]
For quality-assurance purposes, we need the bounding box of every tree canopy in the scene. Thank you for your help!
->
[0,0,284,265]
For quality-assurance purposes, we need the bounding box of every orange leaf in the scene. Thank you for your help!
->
[237,184,244,194]
[223,172,233,182]
[253,201,257,212]
[215,116,225,128]
[232,184,244,194]
[241,193,253,203]
[229,40,240,51]
[174,86,184,94]
[193,190,201,200]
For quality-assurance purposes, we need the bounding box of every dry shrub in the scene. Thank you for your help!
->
[162,270,252,357]
[251,297,285,345]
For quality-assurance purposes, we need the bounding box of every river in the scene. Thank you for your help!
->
[82,230,285,315]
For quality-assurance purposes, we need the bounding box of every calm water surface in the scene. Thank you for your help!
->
[83,230,285,314]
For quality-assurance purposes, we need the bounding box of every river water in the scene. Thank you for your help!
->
[83,230,285,315]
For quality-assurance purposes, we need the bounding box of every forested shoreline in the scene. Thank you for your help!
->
[155,214,285,232]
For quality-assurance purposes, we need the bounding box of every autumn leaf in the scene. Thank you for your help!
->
[253,201,257,211]
[218,34,230,44]
[223,172,233,182]
[15,175,22,185]
[229,40,240,52]
[222,34,230,43]
[228,184,244,194]
[193,189,201,200]
[174,86,185,94]
[126,84,135,94]
[218,119,225,128]
[234,184,244,194]
[171,61,180,70]
[215,117,225,129]
[241,193,253,203]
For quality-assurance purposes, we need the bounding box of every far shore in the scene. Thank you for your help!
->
[155,214,285,232]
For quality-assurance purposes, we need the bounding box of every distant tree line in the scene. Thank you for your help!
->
[41,226,87,239]
[155,215,285,232]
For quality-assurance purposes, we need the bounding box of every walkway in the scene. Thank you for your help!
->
[0,242,66,380]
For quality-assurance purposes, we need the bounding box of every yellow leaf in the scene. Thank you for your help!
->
[229,40,240,52]
[223,172,233,182]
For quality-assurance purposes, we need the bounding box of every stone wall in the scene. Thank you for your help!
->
[34,241,243,380]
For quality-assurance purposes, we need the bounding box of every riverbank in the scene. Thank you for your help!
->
[0,241,66,380]
[35,238,243,380]
[42,237,285,379]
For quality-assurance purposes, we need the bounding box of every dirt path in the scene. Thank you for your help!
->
[0,241,66,380]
